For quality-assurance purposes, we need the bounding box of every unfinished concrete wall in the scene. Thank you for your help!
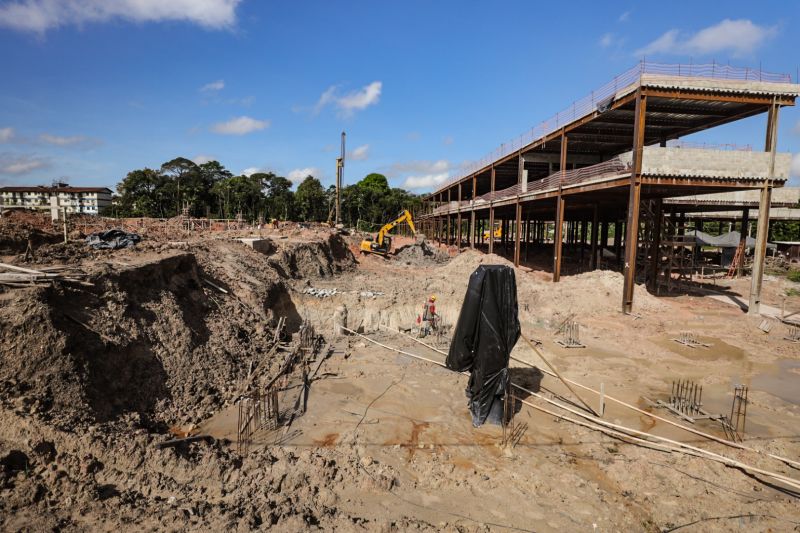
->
[618,147,792,180]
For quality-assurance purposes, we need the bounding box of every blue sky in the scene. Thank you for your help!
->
[1,0,799,192]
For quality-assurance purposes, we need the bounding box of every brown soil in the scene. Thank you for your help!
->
[1,211,799,531]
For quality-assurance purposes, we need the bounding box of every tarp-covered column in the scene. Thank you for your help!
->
[446,265,520,427]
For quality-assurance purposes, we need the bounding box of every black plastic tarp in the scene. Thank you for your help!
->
[85,229,142,250]
[446,265,520,427]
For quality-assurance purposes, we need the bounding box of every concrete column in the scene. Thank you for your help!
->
[623,90,647,313]
[749,101,779,315]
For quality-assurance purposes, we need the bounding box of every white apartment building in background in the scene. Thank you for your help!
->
[0,183,112,215]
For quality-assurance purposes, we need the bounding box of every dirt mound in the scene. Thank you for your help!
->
[393,241,449,265]
[527,269,668,319]
[267,233,356,279]
[0,229,357,430]
[439,249,514,274]
[0,252,281,429]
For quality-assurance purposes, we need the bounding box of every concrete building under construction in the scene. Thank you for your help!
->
[418,62,799,314]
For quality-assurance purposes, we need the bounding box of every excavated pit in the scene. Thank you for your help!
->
[0,234,356,431]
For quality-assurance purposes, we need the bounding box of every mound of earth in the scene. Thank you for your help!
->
[393,241,449,265]
[0,232,356,430]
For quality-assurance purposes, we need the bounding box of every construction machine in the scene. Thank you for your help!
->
[360,210,416,256]
[482,224,501,240]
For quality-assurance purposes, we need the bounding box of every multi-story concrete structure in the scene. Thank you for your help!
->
[0,184,112,215]
[419,62,799,314]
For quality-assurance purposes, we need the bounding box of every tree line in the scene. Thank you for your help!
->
[106,157,421,229]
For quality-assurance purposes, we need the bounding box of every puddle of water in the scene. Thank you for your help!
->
[750,359,800,406]
[651,334,745,361]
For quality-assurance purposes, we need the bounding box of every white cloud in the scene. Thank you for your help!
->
[193,154,216,165]
[39,133,86,146]
[0,0,241,33]
[348,144,369,161]
[599,33,614,48]
[288,167,320,184]
[391,160,450,175]
[337,81,382,114]
[402,172,450,190]
[0,127,14,143]
[791,153,800,179]
[242,166,272,177]
[391,160,453,190]
[312,81,382,117]
[211,116,269,135]
[635,19,778,58]
[200,79,225,93]
[313,86,338,114]
[619,11,630,23]
[0,153,49,175]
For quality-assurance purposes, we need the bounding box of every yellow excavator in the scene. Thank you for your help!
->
[482,224,501,240]
[360,210,416,257]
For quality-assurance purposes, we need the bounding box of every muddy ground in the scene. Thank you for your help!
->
[1,211,799,532]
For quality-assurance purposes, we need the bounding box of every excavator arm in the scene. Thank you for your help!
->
[376,210,416,246]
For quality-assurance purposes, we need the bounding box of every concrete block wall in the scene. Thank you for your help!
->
[617,147,791,180]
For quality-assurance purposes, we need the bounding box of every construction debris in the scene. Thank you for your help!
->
[303,286,338,298]
[85,228,142,250]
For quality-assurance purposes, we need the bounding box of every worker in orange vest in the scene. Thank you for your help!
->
[420,295,438,337]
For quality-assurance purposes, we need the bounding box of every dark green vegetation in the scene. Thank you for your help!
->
[106,158,421,227]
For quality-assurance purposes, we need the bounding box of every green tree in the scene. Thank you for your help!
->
[160,157,199,215]
[115,168,170,217]
[262,174,295,220]
[295,176,327,222]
